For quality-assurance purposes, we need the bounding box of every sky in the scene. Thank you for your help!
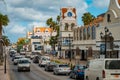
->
[0,0,110,43]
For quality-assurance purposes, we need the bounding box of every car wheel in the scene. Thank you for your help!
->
[39,64,41,67]
[18,69,20,72]
[96,77,99,80]
[74,75,77,80]
[69,73,72,78]
[66,73,69,76]
[53,71,56,75]
[44,68,46,71]
[86,76,89,80]
[28,69,30,72]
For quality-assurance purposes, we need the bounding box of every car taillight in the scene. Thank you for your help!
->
[102,70,105,78]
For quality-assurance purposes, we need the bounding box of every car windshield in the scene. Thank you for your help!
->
[74,65,85,70]
[19,60,29,64]
[105,60,120,69]
[15,56,22,59]
[59,64,69,67]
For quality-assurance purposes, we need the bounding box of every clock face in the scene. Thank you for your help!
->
[67,12,72,17]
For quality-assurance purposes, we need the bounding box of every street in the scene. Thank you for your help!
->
[8,55,73,80]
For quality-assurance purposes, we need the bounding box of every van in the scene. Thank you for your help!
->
[39,56,50,67]
[85,58,120,80]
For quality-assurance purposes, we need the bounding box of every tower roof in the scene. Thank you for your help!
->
[118,0,120,5]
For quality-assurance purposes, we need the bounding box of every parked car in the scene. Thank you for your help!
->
[53,64,71,75]
[69,65,86,79]
[44,62,56,71]
[25,54,31,58]
[17,58,31,72]
[13,55,24,65]
[20,50,26,55]
[30,53,38,59]
[33,56,40,63]
[39,56,50,67]
[85,58,120,80]
[9,50,16,57]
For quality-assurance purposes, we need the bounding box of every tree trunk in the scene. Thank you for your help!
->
[0,22,3,64]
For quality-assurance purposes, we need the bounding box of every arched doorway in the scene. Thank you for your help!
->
[88,47,93,58]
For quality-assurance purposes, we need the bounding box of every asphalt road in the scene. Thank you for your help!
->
[8,56,73,80]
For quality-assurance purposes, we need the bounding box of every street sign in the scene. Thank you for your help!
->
[100,44,105,54]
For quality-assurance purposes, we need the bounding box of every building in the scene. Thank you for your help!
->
[27,26,57,53]
[58,7,77,58]
[73,15,103,60]
[96,0,120,58]
[73,0,120,59]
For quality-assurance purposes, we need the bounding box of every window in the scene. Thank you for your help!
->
[80,29,82,40]
[105,60,120,69]
[71,23,75,30]
[87,27,90,39]
[65,23,69,31]
[73,30,75,40]
[83,28,86,40]
[107,14,111,22]
[76,29,78,40]
[91,26,96,39]
[37,30,40,32]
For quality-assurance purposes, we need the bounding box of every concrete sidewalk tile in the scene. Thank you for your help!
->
[0,61,10,80]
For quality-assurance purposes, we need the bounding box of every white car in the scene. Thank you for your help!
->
[85,58,120,80]
[53,64,71,75]
[39,56,50,67]
[17,58,31,72]
[13,55,24,65]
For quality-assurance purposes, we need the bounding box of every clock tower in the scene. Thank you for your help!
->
[58,7,77,58]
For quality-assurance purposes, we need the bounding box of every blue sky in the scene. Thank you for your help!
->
[0,0,110,43]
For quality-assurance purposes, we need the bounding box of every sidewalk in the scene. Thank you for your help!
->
[0,61,10,80]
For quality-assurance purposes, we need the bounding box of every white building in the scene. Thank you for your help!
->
[58,7,77,58]
[27,27,57,54]
[73,0,120,59]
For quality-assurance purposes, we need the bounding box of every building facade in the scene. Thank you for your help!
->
[73,0,120,59]
[96,0,120,58]
[58,7,77,58]
[27,26,57,53]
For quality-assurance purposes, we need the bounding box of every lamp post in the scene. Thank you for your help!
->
[100,26,112,58]
[58,37,62,58]
[68,34,72,62]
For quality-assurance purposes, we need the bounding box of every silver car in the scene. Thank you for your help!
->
[13,55,24,65]
[17,58,31,72]
[53,64,71,75]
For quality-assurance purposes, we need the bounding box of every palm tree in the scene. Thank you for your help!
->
[2,35,10,46]
[56,15,60,24]
[0,13,9,63]
[82,12,95,25]
[0,13,9,36]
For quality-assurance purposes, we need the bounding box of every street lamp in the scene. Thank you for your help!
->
[100,26,112,58]
[58,37,62,58]
[68,34,72,62]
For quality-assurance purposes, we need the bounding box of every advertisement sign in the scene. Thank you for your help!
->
[100,44,105,54]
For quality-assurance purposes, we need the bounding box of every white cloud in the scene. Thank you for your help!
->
[9,25,26,34]
[2,0,88,42]
[92,0,110,8]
